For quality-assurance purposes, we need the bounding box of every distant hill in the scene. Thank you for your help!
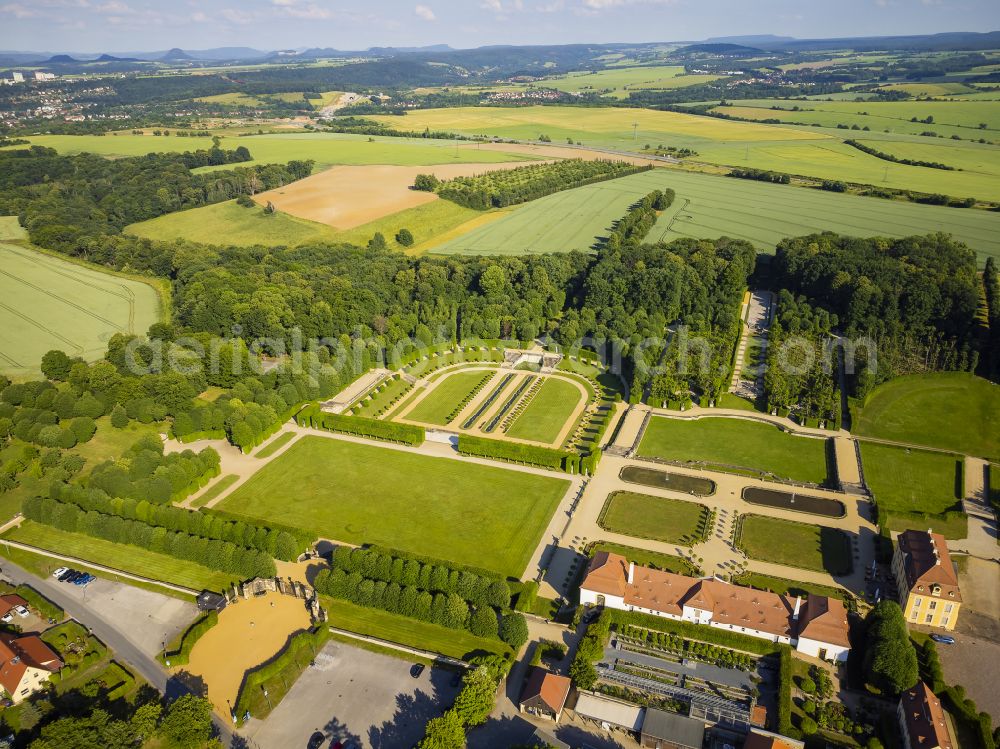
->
[160,48,193,61]
[44,54,79,64]
[95,53,140,62]
[678,43,763,56]
[704,34,794,46]
[758,30,1000,52]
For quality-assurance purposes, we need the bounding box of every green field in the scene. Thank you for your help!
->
[860,442,963,517]
[0,242,163,377]
[372,104,1000,203]
[637,416,830,485]
[853,373,1000,459]
[737,515,853,576]
[598,490,708,545]
[324,597,511,659]
[431,168,1000,260]
[126,190,487,251]
[506,377,584,444]
[404,369,492,425]
[3,521,236,592]
[190,474,240,509]
[6,132,536,170]
[0,216,27,241]
[523,66,721,98]
[126,200,341,246]
[218,435,568,576]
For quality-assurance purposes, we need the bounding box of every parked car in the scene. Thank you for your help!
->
[0,613,12,624]
[930,634,956,645]
[410,663,425,679]
[63,571,82,583]
[13,606,28,618]
[58,569,77,582]
[73,574,94,586]
[52,567,68,578]
[307,732,325,749]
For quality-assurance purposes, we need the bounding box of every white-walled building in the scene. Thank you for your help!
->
[580,552,851,662]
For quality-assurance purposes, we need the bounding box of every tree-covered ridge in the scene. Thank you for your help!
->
[426,159,651,210]
[773,232,982,393]
[0,145,312,251]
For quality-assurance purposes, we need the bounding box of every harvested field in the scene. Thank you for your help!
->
[474,141,663,166]
[255,161,542,230]
[180,591,311,718]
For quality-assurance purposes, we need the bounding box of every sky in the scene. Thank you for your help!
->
[0,0,999,54]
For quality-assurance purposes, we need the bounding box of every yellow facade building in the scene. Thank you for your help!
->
[892,530,962,631]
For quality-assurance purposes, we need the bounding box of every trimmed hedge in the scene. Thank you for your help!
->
[15,584,63,621]
[51,482,312,561]
[605,608,781,656]
[297,405,424,446]
[457,434,582,473]
[23,495,276,581]
[157,610,218,666]
[235,626,329,720]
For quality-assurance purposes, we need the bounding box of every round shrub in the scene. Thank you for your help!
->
[800,716,818,735]
[800,677,816,694]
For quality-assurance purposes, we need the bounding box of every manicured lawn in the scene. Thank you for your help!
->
[598,491,708,546]
[218,436,568,576]
[506,377,585,444]
[323,597,511,660]
[3,521,236,592]
[859,442,963,516]
[405,369,493,426]
[736,515,853,576]
[254,432,297,458]
[853,373,1000,460]
[638,416,830,485]
[190,474,240,508]
[732,571,850,603]
[352,377,411,418]
[590,541,698,575]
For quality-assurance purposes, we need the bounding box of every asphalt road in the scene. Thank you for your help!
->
[0,555,236,746]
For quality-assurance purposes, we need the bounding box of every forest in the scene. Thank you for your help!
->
[425,159,651,209]
[772,232,982,397]
[0,145,312,252]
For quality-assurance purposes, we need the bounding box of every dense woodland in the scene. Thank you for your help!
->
[772,233,982,397]
[0,146,312,251]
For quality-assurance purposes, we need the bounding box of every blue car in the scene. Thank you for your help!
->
[74,573,94,586]
[930,634,955,645]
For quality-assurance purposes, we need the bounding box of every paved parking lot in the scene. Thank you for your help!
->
[241,640,462,749]
[44,576,197,656]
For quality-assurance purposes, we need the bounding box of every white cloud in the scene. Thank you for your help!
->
[94,0,135,14]
[0,2,37,18]
[272,0,331,19]
[414,3,435,20]
[480,0,524,13]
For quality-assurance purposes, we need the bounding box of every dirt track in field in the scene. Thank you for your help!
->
[255,161,545,229]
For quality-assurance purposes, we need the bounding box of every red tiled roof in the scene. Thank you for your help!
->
[898,531,962,604]
[901,682,953,749]
[0,633,62,696]
[520,667,571,714]
[797,596,851,648]
[581,551,629,597]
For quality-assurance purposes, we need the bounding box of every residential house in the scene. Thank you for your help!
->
[0,633,62,704]
[519,667,572,722]
[893,530,961,631]
[743,728,806,749]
